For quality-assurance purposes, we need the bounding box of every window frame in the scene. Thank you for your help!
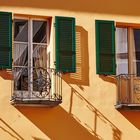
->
[13,16,50,96]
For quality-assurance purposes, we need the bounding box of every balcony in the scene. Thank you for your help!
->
[11,67,62,107]
[116,74,140,109]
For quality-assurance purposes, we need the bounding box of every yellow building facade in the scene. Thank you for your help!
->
[1,1,140,140]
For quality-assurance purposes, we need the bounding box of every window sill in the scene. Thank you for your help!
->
[115,103,140,110]
[11,98,62,107]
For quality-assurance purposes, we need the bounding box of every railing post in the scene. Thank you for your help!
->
[51,68,55,98]
[116,75,121,105]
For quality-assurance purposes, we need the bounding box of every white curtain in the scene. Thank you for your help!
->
[13,43,28,90]
[116,28,128,75]
[33,44,47,91]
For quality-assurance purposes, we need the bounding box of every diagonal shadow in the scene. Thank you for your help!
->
[16,106,99,140]
[119,110,140,130]
[32,137,47,140]
[0,118,24,140]
[67,84,121,140]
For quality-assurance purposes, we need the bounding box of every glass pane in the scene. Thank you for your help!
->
[14,67,28,91]
[133,29,140,76]
[32,44,48,93]
[14,43,28,66]
[33,20,47,43]
[14,19,28,42]
[33,44,47,68]
[116,28,128,75]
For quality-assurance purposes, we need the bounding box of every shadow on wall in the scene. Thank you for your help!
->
[0,69,13,80]
[62,26,89,87]
[16,106,98,140]
[1,0,140,16]
[15,85,122,140]
[0,118,24,140]
[68,84,121,140]
[99,75,117,85]
[32,137,47,140]
[120,110,140,130]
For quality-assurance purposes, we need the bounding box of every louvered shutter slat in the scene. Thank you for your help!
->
[0,12,12,69]
[96,20,116,75]
[55,16,76,72]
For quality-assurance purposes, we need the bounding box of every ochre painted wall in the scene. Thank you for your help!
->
[1,1,140,140]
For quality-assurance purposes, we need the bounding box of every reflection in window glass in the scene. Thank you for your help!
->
[14,19,28,42]
[33,21,47,43]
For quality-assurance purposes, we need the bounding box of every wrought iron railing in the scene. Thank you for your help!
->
[11,67,62,105]
[116,74,140,105]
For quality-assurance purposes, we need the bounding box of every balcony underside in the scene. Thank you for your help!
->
[11,98,62,107]
[115,103,140,110]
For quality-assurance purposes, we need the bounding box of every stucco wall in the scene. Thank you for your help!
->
[1,1,140,140]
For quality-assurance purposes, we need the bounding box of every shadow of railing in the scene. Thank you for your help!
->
[32,137,47,140]
[0,118,24,140]
[68,84,121,140]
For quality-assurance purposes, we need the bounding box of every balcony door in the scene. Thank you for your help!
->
[116,27,140,103]
[13,17,50,98]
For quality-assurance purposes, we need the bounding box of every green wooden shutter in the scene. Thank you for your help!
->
[0,12,12,69]
[55,16,76,72]
[96,20,116,75]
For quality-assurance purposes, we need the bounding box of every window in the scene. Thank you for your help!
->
[13,18,50,99]
[0,12,76,106]
[96,20,140,106]
[116,27,140,76]
[95,20,140,76]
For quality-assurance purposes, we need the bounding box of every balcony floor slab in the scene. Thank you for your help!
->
[11,98,62,107]
[115,103,140,110]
